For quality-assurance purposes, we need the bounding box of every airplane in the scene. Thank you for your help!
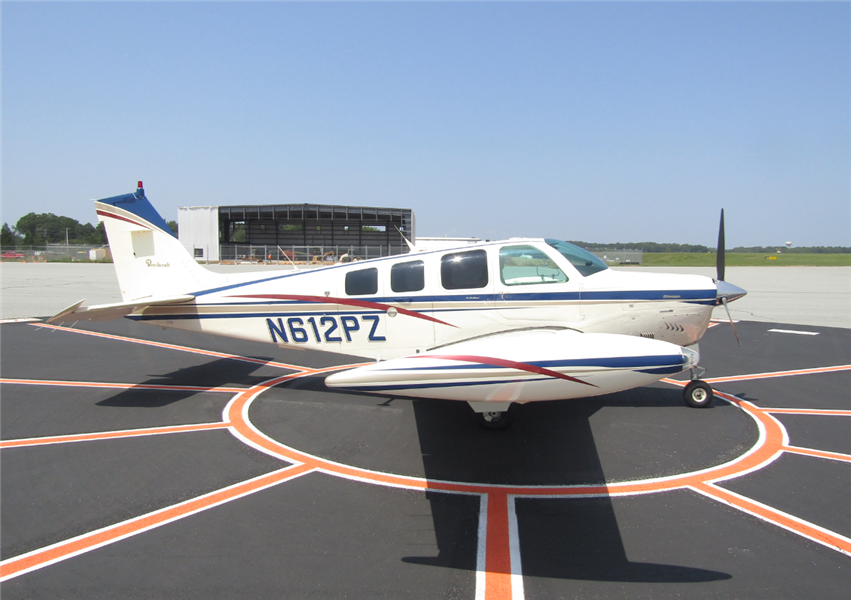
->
[48,182,747,428]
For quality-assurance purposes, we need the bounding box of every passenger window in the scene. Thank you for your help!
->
[499,245,568,286]
[345,267,378,295]
[391,260,424,293]
[441,249,488,290]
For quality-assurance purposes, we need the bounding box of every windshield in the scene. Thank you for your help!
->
[545,239,608,277]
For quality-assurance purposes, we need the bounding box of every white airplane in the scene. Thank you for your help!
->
[49,183,746,428]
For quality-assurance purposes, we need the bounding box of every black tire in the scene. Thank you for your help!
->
[683,380,713,408]
[474,409,514,430]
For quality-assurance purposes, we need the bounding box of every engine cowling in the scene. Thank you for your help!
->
[325,328,698,404]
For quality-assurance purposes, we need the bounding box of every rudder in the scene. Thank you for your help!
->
[96,182,222,301]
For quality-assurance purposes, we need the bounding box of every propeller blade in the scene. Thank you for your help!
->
[721,297,741,346]
[716,208,726,282]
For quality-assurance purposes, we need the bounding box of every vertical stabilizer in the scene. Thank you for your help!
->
[96,183,223,301]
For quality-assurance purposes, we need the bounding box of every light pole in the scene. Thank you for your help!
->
[65,228,70,246]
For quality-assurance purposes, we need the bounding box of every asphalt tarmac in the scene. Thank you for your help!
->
[1,264,850,599]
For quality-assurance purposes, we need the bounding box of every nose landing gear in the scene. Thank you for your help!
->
[683,367,714,408]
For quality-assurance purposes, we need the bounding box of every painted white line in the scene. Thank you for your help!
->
[767,329,819,336]
[508,496,525,600]
[0,422,231,448]
[475,495,488,600]
[0,318,40,324]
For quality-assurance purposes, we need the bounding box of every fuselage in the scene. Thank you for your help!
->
[130,238,717,360]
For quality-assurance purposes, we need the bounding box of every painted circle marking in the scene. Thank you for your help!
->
[225,371,787,498]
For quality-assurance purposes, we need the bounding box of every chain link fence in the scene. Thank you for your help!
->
[0,245,111,262]
[2,244,643,266]
[218,244,410,265]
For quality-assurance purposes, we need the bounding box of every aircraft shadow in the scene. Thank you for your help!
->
[403,392,732,584]
[220,369,736,585]
[96,357,282,407]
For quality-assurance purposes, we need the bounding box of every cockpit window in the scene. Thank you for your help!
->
[545,239,608,277]
[499,245,568,286]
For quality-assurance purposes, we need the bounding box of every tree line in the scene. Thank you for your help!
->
[1,211,845,253]
[1,213,179,247]
[2,213,107,246]
[567,241,851,254]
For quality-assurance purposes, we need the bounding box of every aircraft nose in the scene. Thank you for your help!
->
[716,280,747,305]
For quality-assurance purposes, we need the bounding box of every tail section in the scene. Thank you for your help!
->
[96,182,222,301]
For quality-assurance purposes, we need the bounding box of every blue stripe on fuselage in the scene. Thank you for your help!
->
[189,288,715,304]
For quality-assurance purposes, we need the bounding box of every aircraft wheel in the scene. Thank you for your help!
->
[683,380,713,408]
[475,410,513,430]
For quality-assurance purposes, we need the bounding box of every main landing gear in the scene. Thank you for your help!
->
[475,409,514,430]
[469,402,515,430]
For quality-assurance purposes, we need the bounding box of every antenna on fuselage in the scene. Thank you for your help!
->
[395,226,420,253]
[277,246,300,272]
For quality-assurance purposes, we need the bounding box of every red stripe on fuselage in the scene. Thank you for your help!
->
[230,294,458,328]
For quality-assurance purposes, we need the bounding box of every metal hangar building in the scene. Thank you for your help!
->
[178,203,416,263]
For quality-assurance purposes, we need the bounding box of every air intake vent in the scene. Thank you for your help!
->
[640,332,655,339]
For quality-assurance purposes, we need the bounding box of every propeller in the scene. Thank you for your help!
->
[714,209,746,345]
[717,209,725,283]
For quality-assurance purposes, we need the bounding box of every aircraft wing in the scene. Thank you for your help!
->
[46,295,196,324]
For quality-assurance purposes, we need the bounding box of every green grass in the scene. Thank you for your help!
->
[640,253,851,267]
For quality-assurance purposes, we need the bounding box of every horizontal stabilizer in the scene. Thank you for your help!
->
[46,295,195,324]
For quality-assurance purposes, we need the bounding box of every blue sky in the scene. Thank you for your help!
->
[3,1,849,247]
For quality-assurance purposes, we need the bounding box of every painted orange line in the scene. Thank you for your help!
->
[764,408,851,416]
[0,363,367,579]
[783,446,851,463]
[485,492,513,600]
[691,482,851,556]
[703,364,851,384]
[0,378,246,394]
[0,422,232,448]
[30,323,308,371]
[0,463,314,581]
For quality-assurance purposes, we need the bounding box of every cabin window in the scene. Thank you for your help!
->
[441,249,488,290]
[499,245,568,286]
[345,268,378,296]
[391,260,424,293]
